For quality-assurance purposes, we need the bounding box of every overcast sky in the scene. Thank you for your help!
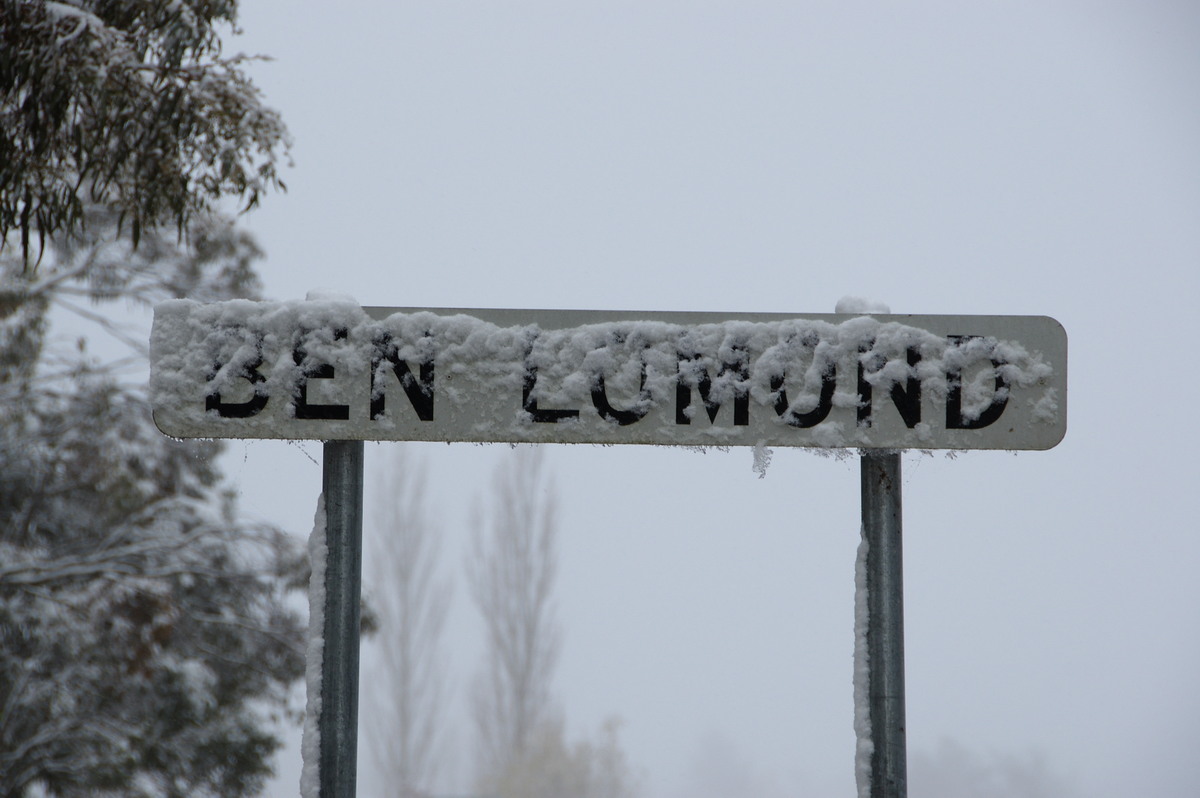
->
[204,2,1200,796]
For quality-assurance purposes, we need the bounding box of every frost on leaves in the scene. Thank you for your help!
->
[0,202,305,797]
[0,368,307,798]
[0,0,289,262]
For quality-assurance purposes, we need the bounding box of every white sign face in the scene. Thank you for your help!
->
[150,301,1067,450]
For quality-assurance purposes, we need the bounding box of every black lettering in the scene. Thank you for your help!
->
[522,365,579,423]
[293,328,350,421]
[371,332,434,421]
[675,354,749,426]
[858,344,922,429]
[592,365,650,426]
[771,368,835,428]
[205,348,269,418]
[857,342,878,428]
[946,335,1009,429]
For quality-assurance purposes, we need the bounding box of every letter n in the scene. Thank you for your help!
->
[858,345,922,429]
[371,332,434,421]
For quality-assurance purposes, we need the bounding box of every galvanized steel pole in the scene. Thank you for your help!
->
[320,440,364,798]
[861,451,907,798]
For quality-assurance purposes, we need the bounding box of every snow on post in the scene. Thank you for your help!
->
[300,495,327,798]
[853,532,873,798]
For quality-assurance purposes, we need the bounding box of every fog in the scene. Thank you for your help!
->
[202,2,1200,795]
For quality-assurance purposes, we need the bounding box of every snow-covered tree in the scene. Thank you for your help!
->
[1,5,305,794]
[0,211,307,798]
[0,0,289,260]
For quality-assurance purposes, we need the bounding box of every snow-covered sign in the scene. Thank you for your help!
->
[150,300,1067,450]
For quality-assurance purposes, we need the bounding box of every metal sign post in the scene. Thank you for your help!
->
[319,440,364,798]
[861,451,906,798]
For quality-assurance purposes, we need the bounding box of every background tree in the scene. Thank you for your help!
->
[465,448,641,798]
[0,213,306,798]
[909,738,1079,798]
[0,0,289,260]
[1,3,303,796]
[490,717,641,798]
[466,447,562,790]
[365,447,452,798]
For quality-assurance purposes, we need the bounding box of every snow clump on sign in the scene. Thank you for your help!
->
[149,299,1065,451]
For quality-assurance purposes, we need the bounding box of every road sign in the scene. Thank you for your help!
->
[150,301,1066,450]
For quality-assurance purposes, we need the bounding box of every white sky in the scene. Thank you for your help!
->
[200,2,1200,796]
